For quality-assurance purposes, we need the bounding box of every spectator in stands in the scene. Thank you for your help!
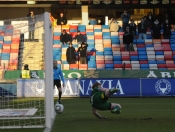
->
[66,43,76,64]
[162,13,171,26]
[128,19,137,39]
[57,12,67,25]
[172,12,175,30]
[121,10,130,32]
[73,30,85,44]
[21,64,31,78]
[147,11,155,27]
[109,18,119,32]
[89,15,97,25]
[123,26,133,51]
[27,11,35,41]
[60,30,72,45]
[152,19,162,39]
[138,18,147,39]
[143,16,151,31]
[53,60,65,104]
[77,42,88,64]
[163,19,172,39]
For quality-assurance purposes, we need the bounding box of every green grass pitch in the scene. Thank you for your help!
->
[1,97,175,132]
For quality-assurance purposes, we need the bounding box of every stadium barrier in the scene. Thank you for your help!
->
[1,78,175,97]
[3,70,175,79]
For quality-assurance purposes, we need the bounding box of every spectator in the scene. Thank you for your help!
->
[172,12,175,30]
[163,19,172,39]
[143,16,151,31]
[128,19,136,39]
[66,43,76,64]
[77,42,88,64]
[53,60,65,104]
[73,30,85,44]
[21,64,31,78]
[138,18,147,40]
[162,13,171,25]
[57,13,67,25]
[152,19,162,39]
[121,10,130,32]
[147,11,155,26]
[109,18,119,32]
[27,11,35,41]
[123,26,133,51]
[89,15,97,25]
[60,30,72,45]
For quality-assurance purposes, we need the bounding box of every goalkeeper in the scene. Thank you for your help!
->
[90,82,121,119]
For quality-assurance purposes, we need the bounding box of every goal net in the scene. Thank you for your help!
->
[0,12,54,130]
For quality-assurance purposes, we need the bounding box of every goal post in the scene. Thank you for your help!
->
[0,12,55,131]
[44,12,55,131]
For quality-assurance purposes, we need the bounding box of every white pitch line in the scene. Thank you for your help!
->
[56,110,175,114]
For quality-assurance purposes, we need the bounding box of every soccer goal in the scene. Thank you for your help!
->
[0,12,54,131]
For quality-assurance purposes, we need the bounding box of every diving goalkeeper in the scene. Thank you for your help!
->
[90,82,121,119]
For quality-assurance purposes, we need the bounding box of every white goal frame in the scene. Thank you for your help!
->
[43,12,55,132]
[0,12,55,131]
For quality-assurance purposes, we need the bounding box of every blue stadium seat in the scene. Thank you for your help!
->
[170,35,175,39]
[105,64,114,68]
[157,60,166,64]
[94,29,102,32]
[137,39,145,44]
[139,55,148,60]
[86,32,94,35]
[111,39,120,44]
[111,36,119,39]
[145,44,154,47]
[104,51,113,55]
[148,60,157,64]
[137,47,146,51]
[130,56,139,61]
[104,48,112,51]
[102,25,109,29]
[53,40,61,44]
[87,56,95,61]
[140,64,149,68]
[138,51,147,55]
[96,51,104,55]
[113,56,122,61]
[114,61,122,64]
[155,51,164,55]
[53,32,61,36]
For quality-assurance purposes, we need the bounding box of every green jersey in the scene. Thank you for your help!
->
[90,87,111,110]
[91,87,100,97]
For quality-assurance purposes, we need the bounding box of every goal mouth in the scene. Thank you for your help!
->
[0,108,38,117]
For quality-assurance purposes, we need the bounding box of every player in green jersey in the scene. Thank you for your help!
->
[90,82,121,119]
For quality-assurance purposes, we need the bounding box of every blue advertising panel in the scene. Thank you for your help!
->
[17,78,78,97]
[141,78,175,96]
[0,84,16,96]
[79,78,140,97]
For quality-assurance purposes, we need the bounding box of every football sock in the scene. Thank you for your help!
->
[58,91,62,101]
[111,106,121,114]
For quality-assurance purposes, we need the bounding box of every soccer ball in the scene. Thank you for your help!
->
[55,103,64,114]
